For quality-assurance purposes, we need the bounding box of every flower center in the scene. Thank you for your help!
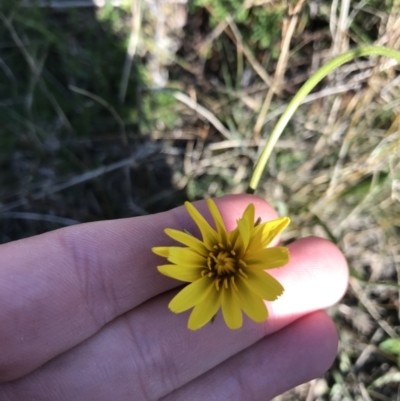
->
[211,251,236,275]
[202,242,248,291]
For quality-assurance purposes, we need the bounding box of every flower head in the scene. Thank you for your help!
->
[152,199,290,330]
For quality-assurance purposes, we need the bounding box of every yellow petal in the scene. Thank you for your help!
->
[255,217,290,249]
[228,227,246,258]
[221,286,242,329]
[188,287,221,330]
[169,276,214,313]
[241,270,284,301]
[236,279,268,322]
[248,217,290,252]
[152,247,170,258]
[244,247,289,269]
[158,264,202,283]
[165,228,208,256]
[185,202,218,249]
[237,217,251,251]
[168,247,207,268]
[230,228,245,257]
[242,203,255,229]
[206,199,227,243]
[234,204,255,253]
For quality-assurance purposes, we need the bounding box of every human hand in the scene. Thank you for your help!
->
[0,195,348,401]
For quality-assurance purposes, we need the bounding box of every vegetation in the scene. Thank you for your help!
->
[1,0,400,399]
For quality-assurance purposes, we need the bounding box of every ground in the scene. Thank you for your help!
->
[0,1,400,400]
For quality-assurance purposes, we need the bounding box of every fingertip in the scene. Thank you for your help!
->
[292,236,349,300]
[215,194,278,220]
[300,311,339,375]
[262,311,339,397]
[268,237,349,320]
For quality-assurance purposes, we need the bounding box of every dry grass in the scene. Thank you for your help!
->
[1,0,400,399]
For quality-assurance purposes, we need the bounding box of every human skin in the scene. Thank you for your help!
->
[0,194,348,401]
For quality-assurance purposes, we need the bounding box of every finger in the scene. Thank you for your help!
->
[162,311,338,401]
[0,237,347,401]
[0,195,278,382]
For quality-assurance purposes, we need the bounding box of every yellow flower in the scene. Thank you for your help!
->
[152,199,290,330]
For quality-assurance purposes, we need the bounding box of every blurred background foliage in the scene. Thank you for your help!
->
[192,0,284,50]
[1,0,400,399]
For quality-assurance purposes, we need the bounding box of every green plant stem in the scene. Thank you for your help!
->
[247,46,400,194]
